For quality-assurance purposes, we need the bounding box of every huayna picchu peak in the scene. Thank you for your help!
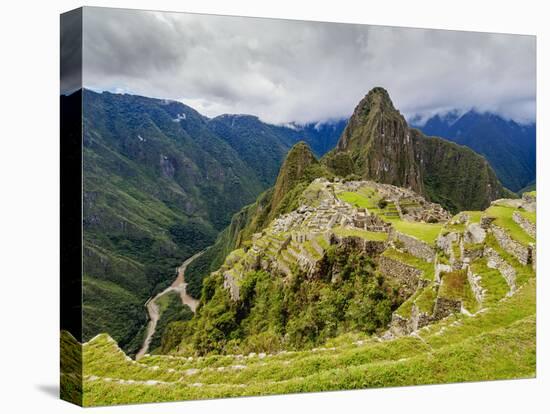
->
[326,87,509,213]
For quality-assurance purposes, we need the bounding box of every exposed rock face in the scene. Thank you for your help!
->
[467,266,485,304]
[335,87,423,193]
[329,87,507,213]
[437,231,459,256]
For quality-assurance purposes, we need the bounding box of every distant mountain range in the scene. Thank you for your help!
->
[74,89,344,352]
[413,111,536,192]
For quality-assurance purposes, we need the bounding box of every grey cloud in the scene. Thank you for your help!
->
[82,7,536,124]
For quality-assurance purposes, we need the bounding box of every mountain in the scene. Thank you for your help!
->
[155,142,536,359]
[183,142,332,297]
[415,111,536,192]
[324,87,509,212]
[78,89,343,353]
[185,88,512,304]
[207,115,345,186]
[79,186,536,405]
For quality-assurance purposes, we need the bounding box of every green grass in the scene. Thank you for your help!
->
[439,270,479,313]
[486,205,535,246]
[382,248,434,281]
[470,259,509,305]
[333,226,388,241]
[391,220,443,244]
[337,190,379,210]
[518,210,536,225]
[81,277,536,406]
[315,235,330,250]
[415,283,437,314]
[302,241,322,259]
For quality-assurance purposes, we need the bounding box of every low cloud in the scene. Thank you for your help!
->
[82,7,536,124]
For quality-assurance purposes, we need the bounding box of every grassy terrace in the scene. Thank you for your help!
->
[382,248,434,281]
[332,226,388,241]
[485,234,534,286]
[415,283,437,314]
[337,188,380,210]
[469,258,509,305]
[81,277,535,406]
[486,205,535,246]
[439,270,479,313]
[391,220,443,244]
[518,210,536,225]
[315,234,330,250]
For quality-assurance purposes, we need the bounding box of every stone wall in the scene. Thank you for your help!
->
[484,246,516,293]
[435,263,452,283]
[512,211,536,238]
[433,296,462,320]
[409,304,432,331]
[379,255,423,296]
[467,265,484,304]
[490,225,531,266]
[332,234,387,256]
[394,231,435,262]
[436,231,458,256]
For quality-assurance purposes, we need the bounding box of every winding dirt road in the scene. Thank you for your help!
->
[136,249,206,360]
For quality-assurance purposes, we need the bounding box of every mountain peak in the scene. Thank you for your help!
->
[351,87,398,120]
[327,87,507,212]
[270,142,318,214]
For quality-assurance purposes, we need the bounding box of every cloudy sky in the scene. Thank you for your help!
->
[79,7,536,125]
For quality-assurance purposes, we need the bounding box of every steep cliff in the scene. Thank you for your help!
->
[325,87,508,212]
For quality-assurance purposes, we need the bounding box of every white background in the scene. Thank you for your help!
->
[0,0,548,412]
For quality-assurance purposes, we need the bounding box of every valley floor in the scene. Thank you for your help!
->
[136,250,206,359]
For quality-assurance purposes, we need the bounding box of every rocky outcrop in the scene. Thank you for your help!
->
[436,231,458,256]
[464,223,486,244]
[223,271,240,301]
[330,87,507,213]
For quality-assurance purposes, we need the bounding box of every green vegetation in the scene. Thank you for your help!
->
[486,205,535,245]
[333,226,388,241]
[163,243,401,356]
[60,330,82,406]
[382,248,434,281]
[415,283,438,314]
[149,292,194,353]
[439,270,479,313]
[391,220,443,244]
[81,276,536,406]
